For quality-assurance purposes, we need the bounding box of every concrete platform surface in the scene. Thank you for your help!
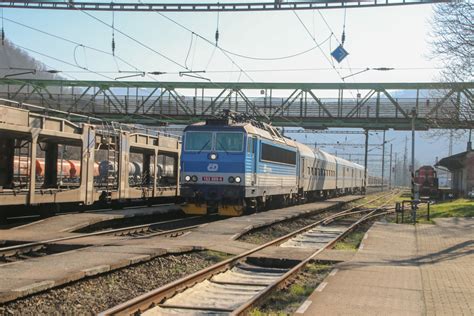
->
[296,218,474,316]
[0,196,361,303]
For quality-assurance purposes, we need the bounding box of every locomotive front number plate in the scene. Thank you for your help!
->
[202,176,224,182]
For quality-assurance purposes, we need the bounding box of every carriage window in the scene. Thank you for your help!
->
[185,132,213,151]
[216,132,243,152]
[261,143,296,165]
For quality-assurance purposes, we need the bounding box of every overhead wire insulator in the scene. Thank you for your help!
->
[215,6,220,46]
[341,8,347,46]
[111,10,116,56]
[112,37,115,56]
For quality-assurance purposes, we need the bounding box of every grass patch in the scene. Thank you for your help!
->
[417,199,474,223]
[397,198,474,224]
[199,250,234,262]
[249,262,332,315]
[333,231,365,251]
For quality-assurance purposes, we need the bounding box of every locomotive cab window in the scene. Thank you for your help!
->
[185,132,212,151]
[216,132,243,152]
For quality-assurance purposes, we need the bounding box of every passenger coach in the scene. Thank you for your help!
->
[180,112,365,216]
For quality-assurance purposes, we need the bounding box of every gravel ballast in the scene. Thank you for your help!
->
[0,251,230,315]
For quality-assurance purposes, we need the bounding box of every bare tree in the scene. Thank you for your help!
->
[427,1,473,137]
[431,1,473,82]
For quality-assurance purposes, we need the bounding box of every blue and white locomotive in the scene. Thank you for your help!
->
[180,112,365,216]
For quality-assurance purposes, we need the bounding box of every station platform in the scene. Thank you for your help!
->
[0,204,181,242]
[296,218,474,316]
[0,196,360,303]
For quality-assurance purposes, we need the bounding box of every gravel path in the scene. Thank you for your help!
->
[0,251,229,315]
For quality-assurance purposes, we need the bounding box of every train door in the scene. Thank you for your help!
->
[342,167,346,192]
[250,137,257,186]
[299,156,305,189]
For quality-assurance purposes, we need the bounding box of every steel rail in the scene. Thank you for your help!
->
[99,191,396,315]
[232,193,399,315]
[0,215,208,258]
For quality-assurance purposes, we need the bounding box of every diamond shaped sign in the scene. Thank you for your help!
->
[331,45,349,63]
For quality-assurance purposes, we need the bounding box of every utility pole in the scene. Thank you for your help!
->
[403,136,408,187]
[449,130,453,156]
[389,143,393,190]
[381,130,386,191]
[468,129,472,151]
[394,152,398,186]
[364,129,369,193]
[411,109,417,223]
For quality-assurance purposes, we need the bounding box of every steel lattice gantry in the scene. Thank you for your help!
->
[0,0,452,12]
[0,79,472,130]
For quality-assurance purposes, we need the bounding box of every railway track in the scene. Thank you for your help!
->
[0,193,385,263]
[100,191,399,315]
[0,215,219,262]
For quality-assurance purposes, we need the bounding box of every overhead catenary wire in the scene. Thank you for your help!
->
[317,9,359,91]
[73,44,88,70]
[150,10,255,82]
[68,2,266,120]
[0,18,181,124]
[217,36,331,61]
[13,44,117,80]
[2,17,153,80]
[74,9,190,73]
[184,32,194,69]
[293,10,357,101]
[0,65,439,76]
[292,11,346,82]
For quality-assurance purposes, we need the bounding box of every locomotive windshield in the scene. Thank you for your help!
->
[185,132,212,151]
[216,132,243,152]
[185,131,244,152]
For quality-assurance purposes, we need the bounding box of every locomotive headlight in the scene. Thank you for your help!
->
[191,175,198,182]
[228,176,235,183]
[185,175,191,182]
[234,176,241,183]
[209,153,218,160]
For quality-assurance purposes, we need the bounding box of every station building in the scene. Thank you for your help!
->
[436,142,474,197]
